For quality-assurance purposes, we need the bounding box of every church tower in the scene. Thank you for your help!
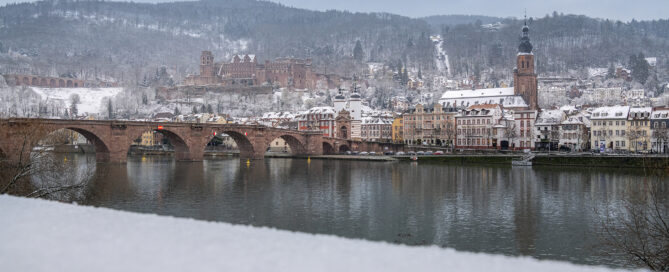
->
[513,20,539,110]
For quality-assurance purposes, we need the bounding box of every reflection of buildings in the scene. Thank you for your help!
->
[512,168,538,256]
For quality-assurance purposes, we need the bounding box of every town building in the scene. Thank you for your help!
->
[455,104,504,149]
[627,107,652,152]
[590,106,630,152]
[534,110,566,151]
[559,115,591,151]
[360,116,393,142]
[403,103,457,146]
[512,110,537,150]
[296,107,336,137]
[651,108,669,153]
[259,112,296,128]
[392,117,403,143]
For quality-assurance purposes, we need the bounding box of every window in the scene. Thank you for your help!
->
[622,141,626,147]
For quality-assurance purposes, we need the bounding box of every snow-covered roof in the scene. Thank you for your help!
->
[628,107,652,120]
[362,116,393,125]
[440,87,514,100]
[262,111,295,119]
[562,116,588,126]
[651,109,669,119]
[299,107,335,116]
[559,105,578,114]
[233,54,256,62]
[590,106,630,119]
[536,110,566,125]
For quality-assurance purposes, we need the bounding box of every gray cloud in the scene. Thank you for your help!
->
[1,0,666,21]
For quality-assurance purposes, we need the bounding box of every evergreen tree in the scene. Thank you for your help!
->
[631,52,650,85]
[200,104,206,113]
[353,40,364,62]
[173,107,180,116]
[606,63,615,79]
[142,93,148,105]
[324,91,332,105]
[107,99,114,119]
[70,104,78,117]
[206,104,213,114]
[192,106,198,114]
[418,68,422,79]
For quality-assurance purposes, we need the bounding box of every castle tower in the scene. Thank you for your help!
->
[333,88,347,113]
[348,84,362,120]
[513,21,539,110]
[200,51,215,79]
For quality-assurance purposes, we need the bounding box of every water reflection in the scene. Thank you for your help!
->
[34,154,664,268]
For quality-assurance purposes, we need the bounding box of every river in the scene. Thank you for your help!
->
[33,154,665,268]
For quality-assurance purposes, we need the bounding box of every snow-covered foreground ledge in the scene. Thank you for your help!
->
[0,195,628,272]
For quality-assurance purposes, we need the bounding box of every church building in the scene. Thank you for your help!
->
[439,21,539,111]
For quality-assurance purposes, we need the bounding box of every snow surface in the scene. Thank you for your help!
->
[31,87,123,115]
[0,195,629,272]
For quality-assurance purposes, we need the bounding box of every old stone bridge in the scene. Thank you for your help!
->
[0,118,403,163]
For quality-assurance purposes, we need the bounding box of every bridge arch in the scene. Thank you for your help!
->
[31,77,38,85]
[270,134,306,155]
[49,79,56,88]
[128,127,191,161]
[212,130,256,159]
[40,78,47,87]
[23,77,30,85]
[338,144,350,153]
[33,127,112,162]
[323,142,334,155]
[59,79,65,87]
[66,80,73,87]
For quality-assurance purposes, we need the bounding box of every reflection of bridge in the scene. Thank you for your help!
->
[0,118,402,163]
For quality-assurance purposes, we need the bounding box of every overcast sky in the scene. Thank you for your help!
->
[1,0,667,21]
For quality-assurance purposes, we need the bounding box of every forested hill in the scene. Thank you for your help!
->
[0,0,668,86]
[442,14,669,80]
[0,0,433,85]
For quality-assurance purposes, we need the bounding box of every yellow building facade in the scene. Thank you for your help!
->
[392,117,403,143]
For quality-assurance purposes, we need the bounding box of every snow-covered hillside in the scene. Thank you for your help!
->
[0,195,629,272]
[31,87,123,115]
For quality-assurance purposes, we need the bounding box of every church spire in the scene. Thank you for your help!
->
[518,14,533,54]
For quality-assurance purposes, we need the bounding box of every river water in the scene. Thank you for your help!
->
[35,154,665,268]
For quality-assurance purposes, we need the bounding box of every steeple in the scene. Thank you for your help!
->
[518,13,533,54]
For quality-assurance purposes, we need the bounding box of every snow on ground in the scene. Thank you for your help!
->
[432,35,451,77]
[31,87,123,115]
[0,195,630,272]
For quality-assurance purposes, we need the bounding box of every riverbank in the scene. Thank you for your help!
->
[269,153,669,169]
[0,195,627,272]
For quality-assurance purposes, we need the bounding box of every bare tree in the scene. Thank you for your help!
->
[652,127,669,153]
[0,121,94,199]
[504,123,518,150]
[600,179,669,271]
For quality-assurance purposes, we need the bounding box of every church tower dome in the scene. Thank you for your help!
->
[518,23,533,54]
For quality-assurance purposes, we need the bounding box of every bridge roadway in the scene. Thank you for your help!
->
[0,118,401,163]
